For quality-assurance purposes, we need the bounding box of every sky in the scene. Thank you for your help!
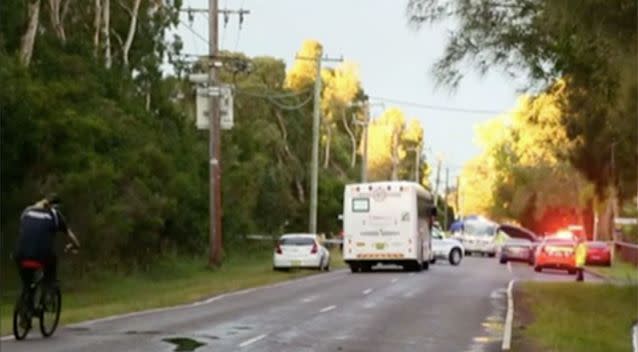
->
[175,0,521,182]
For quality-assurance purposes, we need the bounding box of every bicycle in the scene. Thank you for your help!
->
[12,244,76,340]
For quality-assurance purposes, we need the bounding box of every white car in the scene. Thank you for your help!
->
[273,234,330,271]
[431,228,464,265]
[457,219,498,257]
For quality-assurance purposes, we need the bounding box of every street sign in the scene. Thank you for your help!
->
[220,86,234,130]
[195,85,234,130]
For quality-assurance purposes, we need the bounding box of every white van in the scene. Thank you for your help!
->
[342,181,436,272]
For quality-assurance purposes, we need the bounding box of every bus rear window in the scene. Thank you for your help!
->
[352,198,369,212]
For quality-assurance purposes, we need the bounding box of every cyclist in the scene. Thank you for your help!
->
[14,194,80,294]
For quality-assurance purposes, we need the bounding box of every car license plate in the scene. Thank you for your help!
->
[591,255,600,260]
[291,260,301,266]
[375,243,386,250]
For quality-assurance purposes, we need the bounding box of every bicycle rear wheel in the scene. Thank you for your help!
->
[13,295,31,340]
[39,286,61,337]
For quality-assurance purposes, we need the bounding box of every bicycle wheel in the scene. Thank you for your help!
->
[13,295,31,340]
[39,286,61,337]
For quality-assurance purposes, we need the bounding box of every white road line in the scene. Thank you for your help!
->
[409,273,415,277]
[302,295,318,303]
[58,269,347,330]
[319,305,336,313]
[391,278,399,283]
[507,261,512,274]
[632,323,637,352]
[239,334,268,348]
[502,279,516,351]
[362,288,373,295]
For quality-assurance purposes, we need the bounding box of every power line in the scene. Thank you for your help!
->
[368,96,505,115]
[220,0,229,49]
[178,19,209,47]
[235,87,312,98]
[234,0,247,51]
[235,89,313,110]
[267,95,313,110]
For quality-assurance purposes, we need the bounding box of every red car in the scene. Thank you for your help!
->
[586,241,611,266]
[534,238,577,274]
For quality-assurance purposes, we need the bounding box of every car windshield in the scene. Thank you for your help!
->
[279,237,315,246]
[464,222,496,237]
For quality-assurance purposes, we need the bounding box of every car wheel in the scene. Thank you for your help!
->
[449,248,462,266]
[430,257,436,264]
[465,250,472,256]
[323,258,331,272]
[534,266,541,272]
[422,260,430,271]
[499,257,507,264]
[605,261,612,267]
[488,253,496,258]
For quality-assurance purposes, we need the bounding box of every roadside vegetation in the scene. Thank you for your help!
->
[408,0,637,238]
[587,259,638,285]
[513,282,638,352]
[0,248,346,336]
[0,1,458,305]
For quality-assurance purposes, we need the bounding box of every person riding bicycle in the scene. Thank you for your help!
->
[14,193,80,293]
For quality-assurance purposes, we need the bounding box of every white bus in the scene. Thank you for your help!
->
[342,181,436,273]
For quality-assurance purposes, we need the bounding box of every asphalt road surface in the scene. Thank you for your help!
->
[1,256,600,352]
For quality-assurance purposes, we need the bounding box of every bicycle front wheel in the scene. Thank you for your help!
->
[39,286,61,337]
[13,295,31,340]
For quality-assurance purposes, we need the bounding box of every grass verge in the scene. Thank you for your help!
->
[512,282,638,352]
[0,249,346,336]
[587,258,638,284]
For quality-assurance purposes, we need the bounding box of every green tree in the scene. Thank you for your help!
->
[408,0,637,238]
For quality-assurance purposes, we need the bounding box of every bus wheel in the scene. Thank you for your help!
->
[349,263,359,273]
[422,260,429,271]
[363,263,374,272]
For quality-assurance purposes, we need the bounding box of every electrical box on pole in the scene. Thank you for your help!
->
[195,85,234,130]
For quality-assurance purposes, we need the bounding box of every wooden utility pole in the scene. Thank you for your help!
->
[361,102,370,183]
[455,175,460,219]
[295,54,342,234]
[309,52,322,235]
[444,167,449,230]
[208,0,221,267]
[433,158,442,207]
[202,1,249,267]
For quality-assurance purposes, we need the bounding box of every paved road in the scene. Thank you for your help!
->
[1,256,599,352]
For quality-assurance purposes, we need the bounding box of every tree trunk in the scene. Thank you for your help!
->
[274,110,295,160]
[122,0,142,68]
[341,113,357,168]
[274,110,305,203]
[93,0,102,57]
[295,177,306,204]
[102,0,112,68]
[48,0,67,42]
[596,188,618,241]
[19,0,41,66]
[145,87,151,111]
[323,127,331,169]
